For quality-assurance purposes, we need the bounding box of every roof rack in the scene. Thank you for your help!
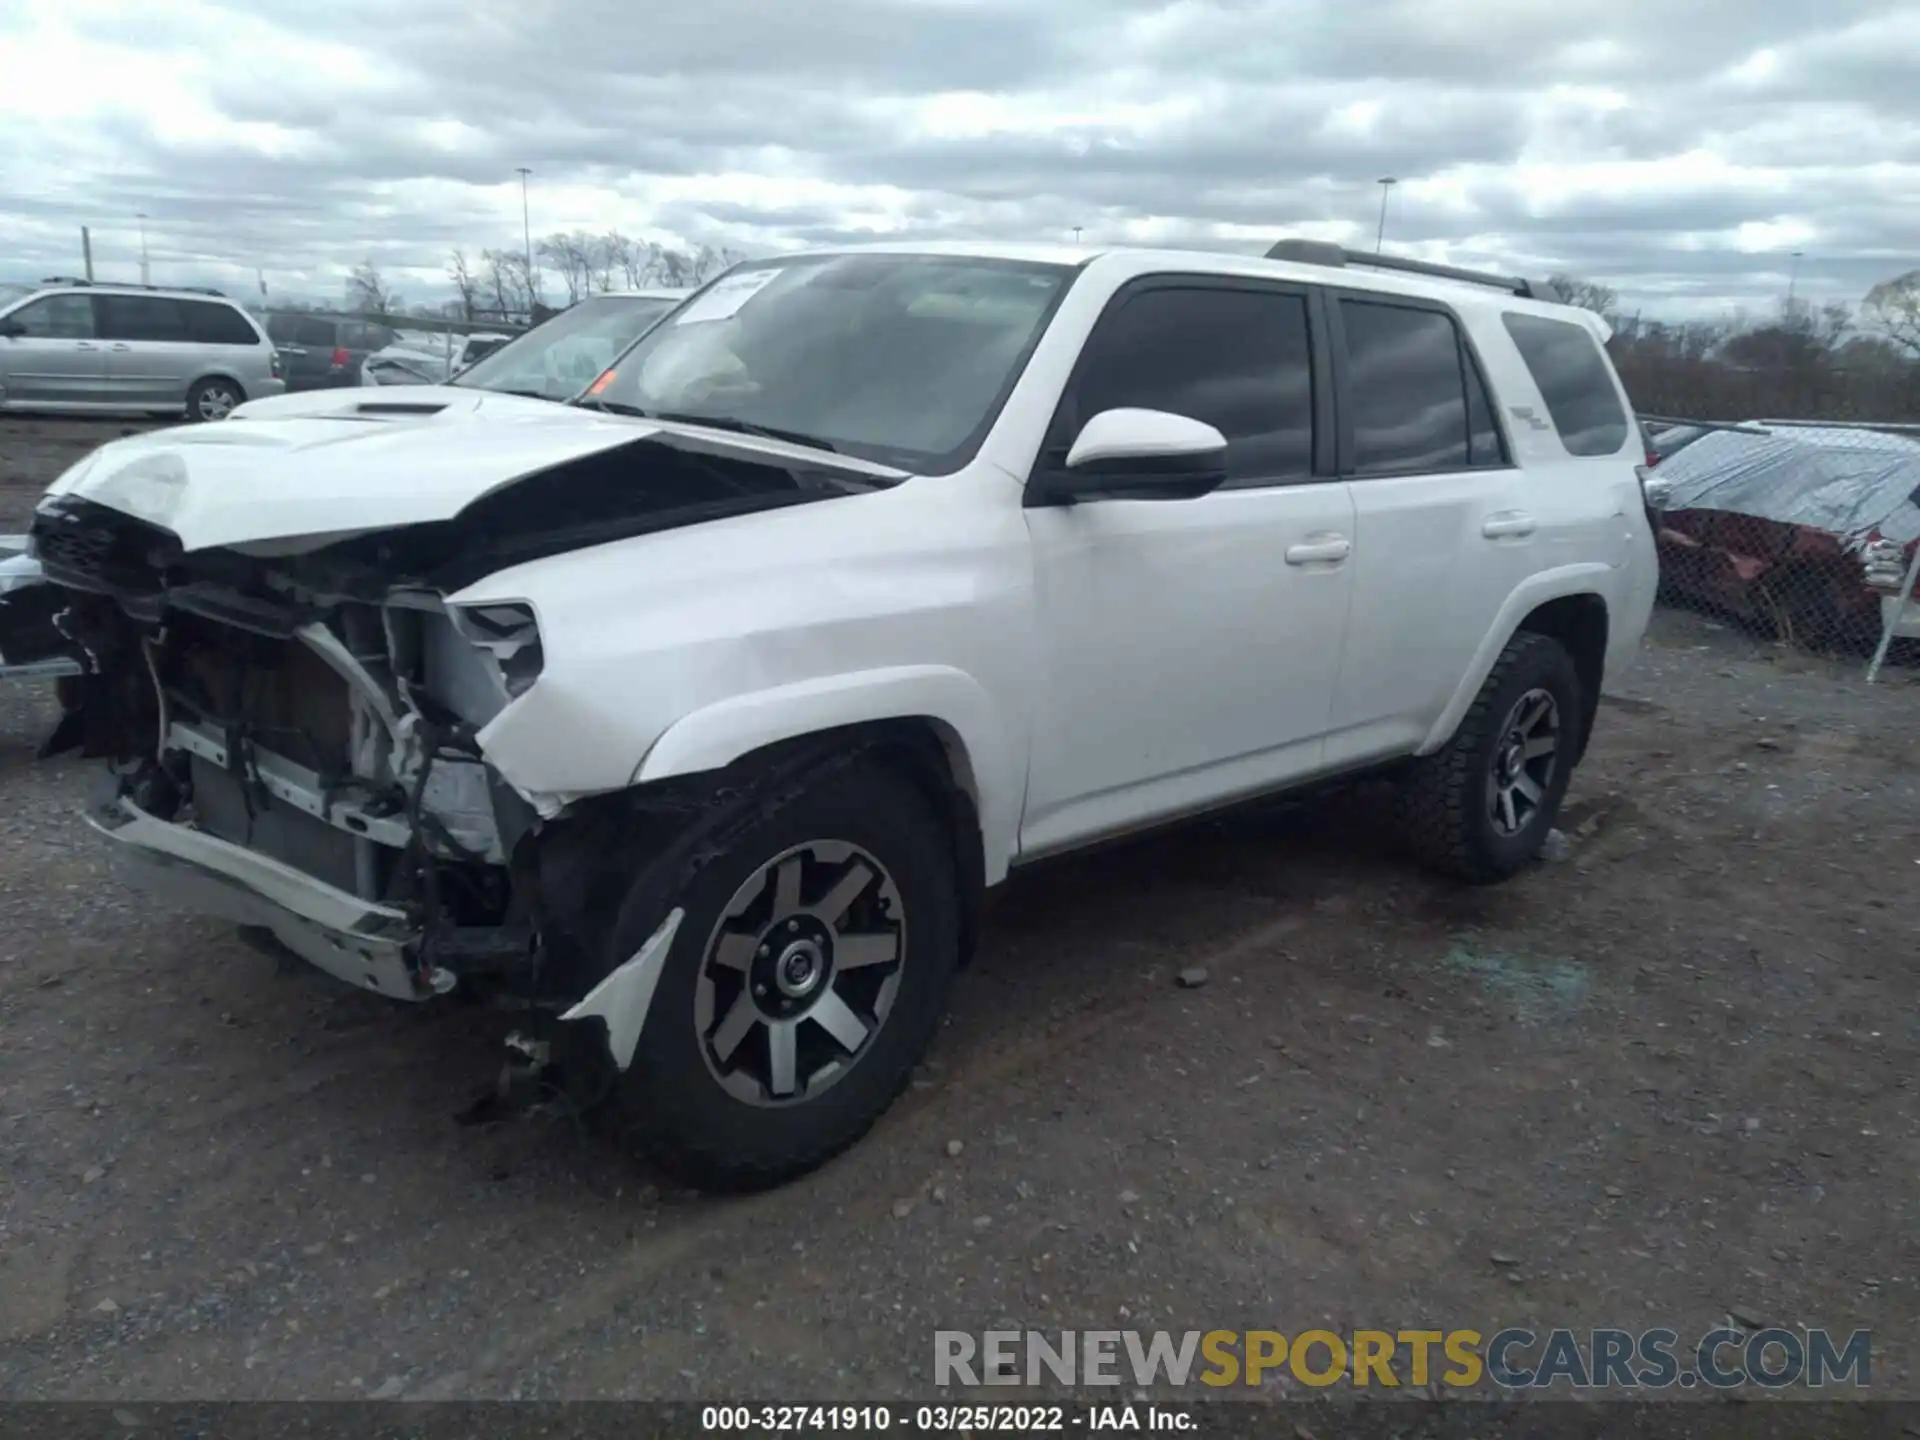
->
[1262,239,1563,303]
[37,277,227,297]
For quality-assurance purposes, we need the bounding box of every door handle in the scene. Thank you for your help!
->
[1482,512,1536,538]
[1285,535,1352,565]
[74,342,99,351]
[109,343,131,352]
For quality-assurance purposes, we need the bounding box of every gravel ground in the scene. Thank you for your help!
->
[0,417,1915,1403]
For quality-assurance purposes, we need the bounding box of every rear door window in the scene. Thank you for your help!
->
[96,295,190,342]
[1500,312,1630,456]
[292,317,337,347]
[1339,300,1474,474]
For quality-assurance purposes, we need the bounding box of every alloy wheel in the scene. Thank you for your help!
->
[694,840,907,1106]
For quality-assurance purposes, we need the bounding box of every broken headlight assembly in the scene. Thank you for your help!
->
[448,600,544,699]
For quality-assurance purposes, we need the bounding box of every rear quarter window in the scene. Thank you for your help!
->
[183,301,262,345]
[1500,312,1630,457]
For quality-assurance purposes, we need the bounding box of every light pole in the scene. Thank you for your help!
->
[1786,250,1804,308]
[1374,178,1397,253]
[515,167,535,309]
[1072,226,1082,243]
[137,213,149,285]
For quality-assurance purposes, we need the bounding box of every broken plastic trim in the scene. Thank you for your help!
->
[559,907,685,1069]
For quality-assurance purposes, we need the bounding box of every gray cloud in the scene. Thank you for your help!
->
[1,0,1915,319]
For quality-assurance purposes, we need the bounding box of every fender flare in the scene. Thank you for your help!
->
[1417,564,1612,756]
[631,664,1019,883]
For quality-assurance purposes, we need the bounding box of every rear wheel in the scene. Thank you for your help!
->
[186,376,243,422]
[1396,631,1581,884]
[606,755,960,1192]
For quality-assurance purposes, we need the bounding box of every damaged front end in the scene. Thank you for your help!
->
[39,496,550,1002]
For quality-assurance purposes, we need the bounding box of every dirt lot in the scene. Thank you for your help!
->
[1,416,1915,1403]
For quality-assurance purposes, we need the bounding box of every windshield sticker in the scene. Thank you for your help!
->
[672,268,782,327]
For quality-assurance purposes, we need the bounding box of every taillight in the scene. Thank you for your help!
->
[331,347,350,368]
[1864,537,1914,594]
[1644,448,1661,468]
[1636,463,1672,516]
[270,351,283,379]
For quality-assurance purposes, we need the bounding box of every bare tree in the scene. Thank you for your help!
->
[593,231,629,292]
[480,247,534,319]
[536,230,596,304]
[345,259,397,316]
[1863,270,1920,357]
[446,250,479,321]
[1547,274,1620,320]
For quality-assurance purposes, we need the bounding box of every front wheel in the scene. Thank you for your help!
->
[605,755,960,1192]
[1396,631,1582,884]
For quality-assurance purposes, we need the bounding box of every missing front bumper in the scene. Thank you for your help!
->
[84,797,445,1001]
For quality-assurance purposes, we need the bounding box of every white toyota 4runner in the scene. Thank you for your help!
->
[26,238,1658,1191]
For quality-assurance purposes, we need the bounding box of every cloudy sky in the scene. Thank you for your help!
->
[1,0,1915,318]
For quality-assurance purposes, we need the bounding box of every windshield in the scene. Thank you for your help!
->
[583,254,1074,471]
[453,294,681,399]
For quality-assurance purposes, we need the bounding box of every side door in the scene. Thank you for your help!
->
[0,294,105,406]
[96,294,195,408]
[1018,277,1357,858]
[272,315,337,388]
[1320,293,1530,767]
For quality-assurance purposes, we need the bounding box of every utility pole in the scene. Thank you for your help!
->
[515,167,535,311]
[1374,178,1397,253]
[81,227,94,282]
[137,213,150,284]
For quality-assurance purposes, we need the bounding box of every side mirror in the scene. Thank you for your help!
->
[1029,408,1229,505]
[0,319,24,339]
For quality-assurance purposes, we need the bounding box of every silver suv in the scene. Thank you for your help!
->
[0,279,284,421]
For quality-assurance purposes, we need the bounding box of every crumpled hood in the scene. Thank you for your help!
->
[228,384,557,423]
[41,402,910,556]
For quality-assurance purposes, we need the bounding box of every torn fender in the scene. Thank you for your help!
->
[630,665,1019,884]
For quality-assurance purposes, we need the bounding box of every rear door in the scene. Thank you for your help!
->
[1321,292,1529,765]
[270,315,337,388]
[96,294,196,408]
[0,294,105,405]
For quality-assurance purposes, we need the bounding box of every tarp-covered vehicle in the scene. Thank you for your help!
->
[1647,420,1920,648]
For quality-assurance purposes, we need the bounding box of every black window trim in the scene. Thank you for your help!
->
[1324,288,1515,481]
[1026,272,1338,498]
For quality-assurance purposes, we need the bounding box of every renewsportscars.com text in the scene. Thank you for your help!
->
[935,1327,1872,1391]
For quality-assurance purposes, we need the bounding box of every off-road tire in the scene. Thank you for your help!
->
[1396,630,1581,885]
[605,753,960,1192]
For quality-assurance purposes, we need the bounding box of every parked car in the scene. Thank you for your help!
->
[0,278,284,420]
[362,332,515,387]
[19,241,1656,1191]
[232,289,689,420]
[262,312,400,391]
[1648,419,1920,647]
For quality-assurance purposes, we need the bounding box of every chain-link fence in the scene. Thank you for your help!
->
[1642,415,1920,673]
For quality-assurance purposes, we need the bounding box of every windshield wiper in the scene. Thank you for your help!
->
[490,387,556,401]
[574,397,650,417]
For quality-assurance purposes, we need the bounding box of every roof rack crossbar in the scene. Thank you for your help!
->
[1262,239,1563,303]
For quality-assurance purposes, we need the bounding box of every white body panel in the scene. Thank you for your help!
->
[42,241,1658,893]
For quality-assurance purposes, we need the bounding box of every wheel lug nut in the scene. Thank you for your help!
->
[787,919,800,932]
